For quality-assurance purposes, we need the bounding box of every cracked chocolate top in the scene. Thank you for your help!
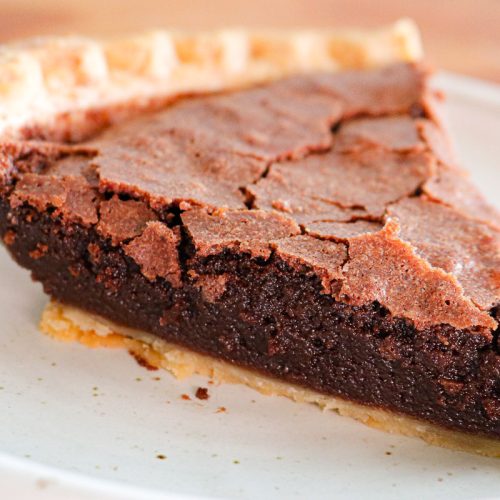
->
[2,63,499,331]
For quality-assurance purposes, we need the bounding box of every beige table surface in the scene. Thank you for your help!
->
[0,0,498,82]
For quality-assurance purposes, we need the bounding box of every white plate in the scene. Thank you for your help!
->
[0,73,499,500]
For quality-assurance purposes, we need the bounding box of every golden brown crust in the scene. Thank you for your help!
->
[40,301,500,458]
[0,20,422,139]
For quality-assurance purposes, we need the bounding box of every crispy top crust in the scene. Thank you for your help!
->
[0,22,498,332]
[2,62,499,332]
[0,20,421,139]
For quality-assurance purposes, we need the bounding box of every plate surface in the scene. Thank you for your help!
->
[0,73,499,500]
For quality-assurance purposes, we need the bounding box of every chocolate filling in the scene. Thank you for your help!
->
[1,200,499,438]
[0,63,499,438]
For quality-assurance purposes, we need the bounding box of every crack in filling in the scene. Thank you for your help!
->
[1,62,499,332]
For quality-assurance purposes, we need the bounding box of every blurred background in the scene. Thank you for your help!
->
[0,0,498,81]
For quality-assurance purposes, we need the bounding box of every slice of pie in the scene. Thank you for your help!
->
[0,21,499,457]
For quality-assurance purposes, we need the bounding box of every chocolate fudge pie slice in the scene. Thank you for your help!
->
[0,21,499,457]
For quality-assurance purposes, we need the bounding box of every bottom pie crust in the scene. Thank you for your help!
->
[40,301,500,458]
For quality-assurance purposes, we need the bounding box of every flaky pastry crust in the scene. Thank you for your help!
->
[0,20,421,140]
[41,302,500,458]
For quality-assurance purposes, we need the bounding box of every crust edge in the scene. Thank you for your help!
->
[0,20,422,139]
[40,301,500,458]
